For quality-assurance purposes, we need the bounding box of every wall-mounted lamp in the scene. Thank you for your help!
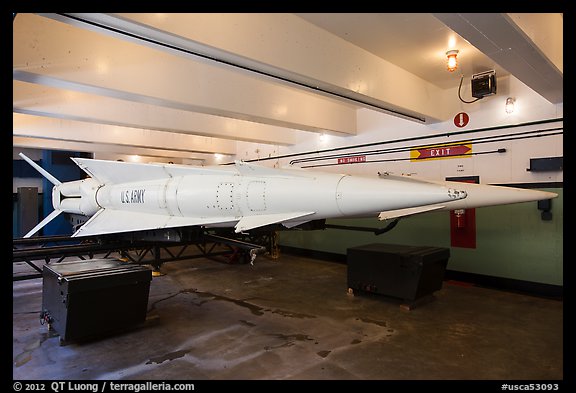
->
[446,50,459,72]
[505,97,516,114]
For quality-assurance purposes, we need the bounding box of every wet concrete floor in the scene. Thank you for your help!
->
[13,253,563,380]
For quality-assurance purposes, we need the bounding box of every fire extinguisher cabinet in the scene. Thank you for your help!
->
[347,243,450,302]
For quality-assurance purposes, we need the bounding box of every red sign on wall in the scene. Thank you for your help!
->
[338,156,366,164]
[416,145,471,159]
[410,143,472,161]
[454,112,470,128]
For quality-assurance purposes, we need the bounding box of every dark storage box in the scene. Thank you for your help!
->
[42,259,152,344]
[347,243,450,302]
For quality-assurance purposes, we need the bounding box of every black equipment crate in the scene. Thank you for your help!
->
[347,243,450,302]
[41,259,152,344]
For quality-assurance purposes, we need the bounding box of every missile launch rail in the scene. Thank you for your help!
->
[13,230,268,281]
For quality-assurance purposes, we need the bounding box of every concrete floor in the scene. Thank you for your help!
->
[13,253,563,380]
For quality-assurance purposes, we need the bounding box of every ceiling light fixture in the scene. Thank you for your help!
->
[505,97,516,114]
[446,49,459,72]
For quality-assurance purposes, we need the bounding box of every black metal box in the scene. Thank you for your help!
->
[347,243,450,302]
[42,259,152,344]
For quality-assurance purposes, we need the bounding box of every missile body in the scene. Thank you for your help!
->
[95,167,466,221]
[19,153,557,239]
[20,154,466,238]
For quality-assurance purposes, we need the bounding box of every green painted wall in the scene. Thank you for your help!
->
[279,188,563,286]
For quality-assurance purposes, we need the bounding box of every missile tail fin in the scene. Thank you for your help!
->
[18,153,65,238]
[71,158,237,185]
[18,153,61,186]
[234,160,310,178]
[23,209,62,238]
[71,158,168,184]
[71,209,239,237]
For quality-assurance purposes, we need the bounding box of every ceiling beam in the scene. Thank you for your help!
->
[433,13,563,104]
[14,13,357,135]
[13,80,299,146]
[13,113,236,155]
[44,12,449,123]
[13,137,213,163]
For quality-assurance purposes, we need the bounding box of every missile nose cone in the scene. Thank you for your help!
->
[520,189,558,202]
[542,191,558,199]
[448,188,467,200]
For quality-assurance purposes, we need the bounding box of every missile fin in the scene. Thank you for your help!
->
[234,161,310,178]
[71,209,238,237]
[23,209,62,238]
[378,173,437,185]
[17,153,65,238]
[235,212,315,233]
[71,158,236,184]
[19,153,61,186]
[378,205,445,220]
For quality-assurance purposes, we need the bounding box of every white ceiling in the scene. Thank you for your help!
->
[296,13,562,95]
[296,13,507,90]
[13,13,563,164]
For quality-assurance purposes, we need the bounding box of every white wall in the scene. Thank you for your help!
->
[235,75,563,186]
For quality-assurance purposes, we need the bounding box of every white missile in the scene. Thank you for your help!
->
[19,153,468,238]
[377,174,558,220]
